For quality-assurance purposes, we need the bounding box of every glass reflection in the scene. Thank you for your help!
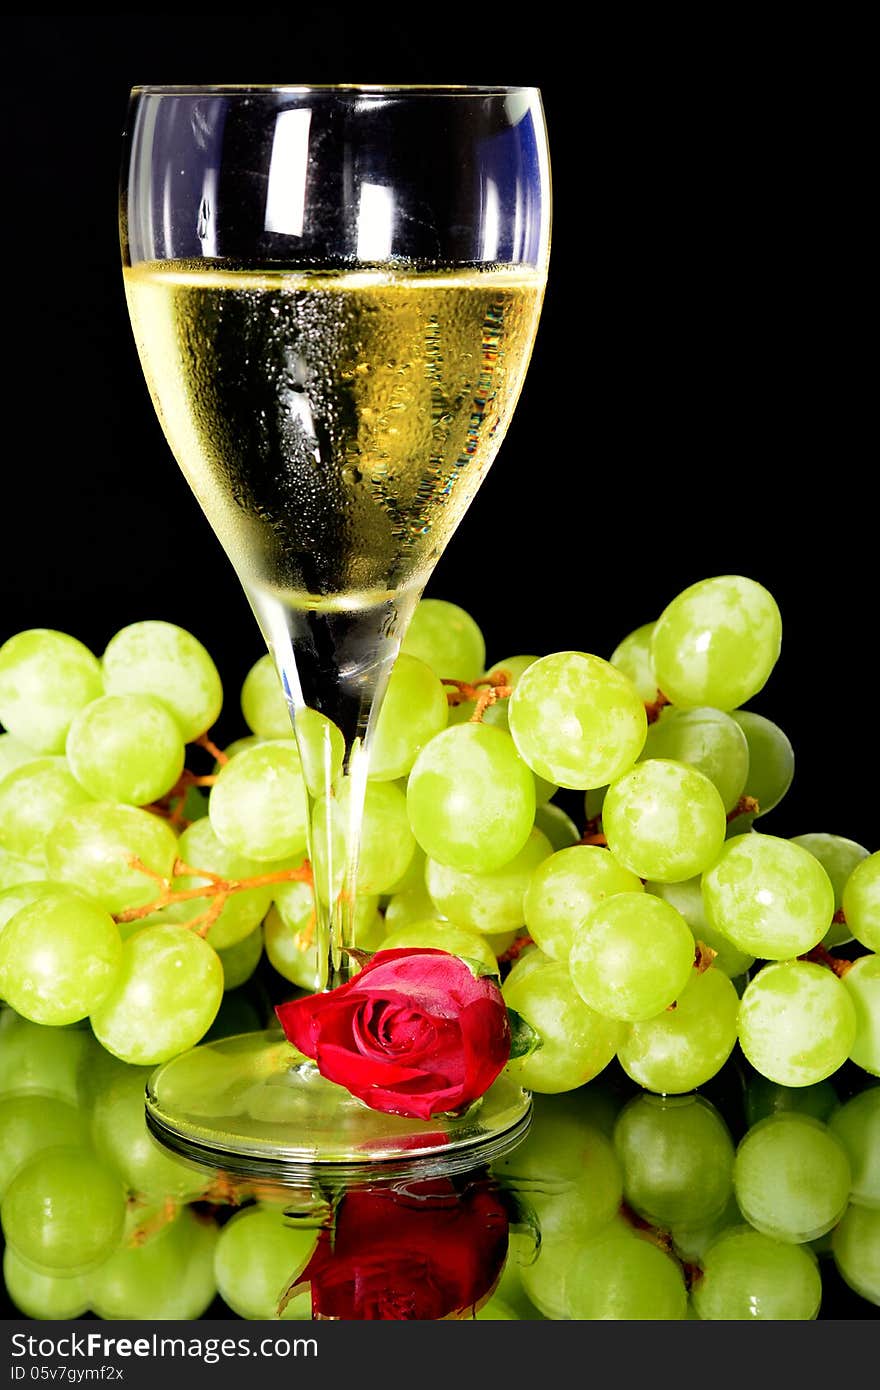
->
[1,1004,879,1320]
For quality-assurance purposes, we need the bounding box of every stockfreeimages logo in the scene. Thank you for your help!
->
[10,1332,318,1368]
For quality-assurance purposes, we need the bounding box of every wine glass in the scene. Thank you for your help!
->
[121,84,551,1173]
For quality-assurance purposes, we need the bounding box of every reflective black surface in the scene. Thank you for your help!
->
[1,981,877,1321]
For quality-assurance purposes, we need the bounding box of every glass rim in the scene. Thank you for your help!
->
[129,83,540,98]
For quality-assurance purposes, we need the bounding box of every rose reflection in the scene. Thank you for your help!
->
[283,1177,511,1320]
[1,1008,879,1320]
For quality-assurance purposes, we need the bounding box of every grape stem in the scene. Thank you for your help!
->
[619,1201,702,1289]
[192,732,229,765]
[114,856,313,937]
[127,1195,178,1246]
[443,669,513,722]
[726,794,760,821]
[579,821,607,846]
[799,941,853,978]
[496,934,534,965]
[644,690,671,724]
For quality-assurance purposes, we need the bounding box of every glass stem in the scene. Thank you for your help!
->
[248,584,421,990]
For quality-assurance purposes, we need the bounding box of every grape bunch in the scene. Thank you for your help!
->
[496,1073,880,1320]
[0,1014,316,1320]
[0,573,878,1097]
[2,1014,877,1320]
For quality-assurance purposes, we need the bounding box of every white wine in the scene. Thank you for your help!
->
[124,260,545,605]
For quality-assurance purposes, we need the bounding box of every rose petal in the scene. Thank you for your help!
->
[353,999,438,1060]
[274,948,510,1120]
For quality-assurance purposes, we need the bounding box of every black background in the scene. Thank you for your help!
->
[0,14,875,1322]
[1,14,873,845]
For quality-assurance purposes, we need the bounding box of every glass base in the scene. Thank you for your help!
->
[145,1030,532,1182]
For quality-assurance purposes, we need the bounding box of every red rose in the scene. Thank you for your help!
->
[287,1177,510,1319]
[274,948,510,1119]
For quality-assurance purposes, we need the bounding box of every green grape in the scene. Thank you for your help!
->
[0,846,47,891]
[617,966,739,1093]
[3,1245,89,1319]
[381,844,426,896]
[508,651,647,790]
[384,879,439,932]
[180,784,210,823]
[519,1225,587,1319]
[218,925,264,990]
[702,833,835,959]
[494,1230,547,1320]
[609,621,658,703]
[90,924,224,1065]
[0,1012,91,1103]
[671,1196,742,1265]
[0,880,59,939]
[368,653,448,780]
[89,1207,219,1320]
[163,818,277,950]
[214,1205,317,1319]
[264,888,384,989]
[90,1059,206,1201]
[402,597,485,684]
[486,929,519,958]
[0,1095,89,1199]
[744,1075,839,1128]
[640,707,749,813]
[46,802,178,915]
[0,629,103,754]
[791,832,867,948]
[65,694,185,806]
[312,778,415,900]
[275,877,382,944]
[613,1093,734,1229]
[218,734,267,766]
[381,918,497,972]
[503,944,551,988]
[475,1296,519,1319]
[533,802,580,852]
[730,709,794,818]
[733,1112,851,1243]
[832,1204,880,1305]
[495,1093,624,1244]
[842,954,880,1075]
[426,828,552,935]
[829,1086,880,1207]
[407,724,535,872]
[531,770,558,806]
[0,758,93,862]
[1,1145,125,1273]
[503,958,624,1092]
[479,655,540,731]
[209,740,308,863]
[584,784,607,823]
[842,851,880,951]
[102,620,222,743]
[738,960,857,1086]
[241,653,292,738]
[651,575,782,711]
[646,878,755,978]
[0,732,40,781]
[693,1226,821,1319]
[292,708,346,799]
[0,889,122,1025]
[602,759,727,883]
[523,844,643,963]
[570,892,695,1022]
[563,1223,687,1320]
[263,904,319,990]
